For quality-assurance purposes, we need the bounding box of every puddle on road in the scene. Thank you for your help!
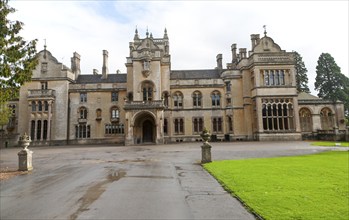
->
[69,170,126,220]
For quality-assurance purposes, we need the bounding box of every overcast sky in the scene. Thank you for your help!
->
[10,0,348,95]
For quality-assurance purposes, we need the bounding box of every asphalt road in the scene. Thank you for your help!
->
[0,141,336,220]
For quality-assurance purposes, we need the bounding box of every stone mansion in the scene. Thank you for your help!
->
[1,29,346,147]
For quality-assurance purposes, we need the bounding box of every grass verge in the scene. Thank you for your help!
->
[310,141,349,147]
[204,151,349,220]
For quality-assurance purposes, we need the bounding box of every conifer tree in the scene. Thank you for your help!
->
[294,51,310,93]
[315,53,349,120]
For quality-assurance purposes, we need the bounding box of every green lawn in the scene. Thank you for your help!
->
[311,141,349,147]
[204,151,349,220]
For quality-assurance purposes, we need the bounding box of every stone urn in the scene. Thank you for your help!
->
[18,133,33,171]
[18,133,31,150]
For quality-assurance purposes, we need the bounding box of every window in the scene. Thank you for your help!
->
[263,70,285,86]
[96,109,102,119]
[225,81,231,92]
[163,118,168,135]
[43,120,48,140]
[111,107,119,119]
[44,101,49,111]
[174,118,184,134]
[262,99,294,131]
[193,117,203,134]
[211,91,221,107]
[228,116,233,132]
[41,82,48,90]
[105,123,124,134]
[75,124,91,138]
[38,101,42,111]
[192,91,202,108]
[36,120,41,140]
[299,108,312,132]
[320,108,334,130]
[111,91,118,102]
[41,62,48,74]
[30,120,35,140]
[79,107,87,119]
[80,93,87,102]
[173,91,183,108]
[142,82,153,101]
[31,101,36,112]
[212,117,223,133]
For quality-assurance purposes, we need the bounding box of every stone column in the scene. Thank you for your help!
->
[47,101,52,141]
[18,133,33,171]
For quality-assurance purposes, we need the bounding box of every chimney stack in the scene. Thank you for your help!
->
[216,54,223,70]
[102,50,109,79]
[231,44,237,64]
[239,48,247,59]
[71,52,81,77]
[250,34,260,49]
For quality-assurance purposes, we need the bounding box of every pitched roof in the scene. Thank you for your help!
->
[76,74,127,84]
[171,69,220,80]
[298,92,321,100]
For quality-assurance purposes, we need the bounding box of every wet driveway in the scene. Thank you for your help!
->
[0,141,331,219]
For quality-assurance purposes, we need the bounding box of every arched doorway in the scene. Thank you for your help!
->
[142,120,154,143]
[133,111,156,144]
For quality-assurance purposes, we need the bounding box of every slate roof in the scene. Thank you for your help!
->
[170,69,220,80]
[76,74,127,84]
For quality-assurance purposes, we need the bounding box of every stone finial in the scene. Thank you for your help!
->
[164,28,168,39]
[263,25,267,36]
[134,27,139,40]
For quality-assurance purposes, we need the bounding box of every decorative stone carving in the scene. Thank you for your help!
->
[200,128,212,164]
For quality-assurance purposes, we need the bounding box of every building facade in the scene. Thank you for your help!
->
[1,29,347,147]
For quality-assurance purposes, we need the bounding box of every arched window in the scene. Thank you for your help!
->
[262,99,294,131]
[192,91,202,108]
[79,107,87,119]
[44,101,49,111]
[142,81,153,101]
[31,101,36,112]
[320,108,334,130]
[38,101,42,111]
[111,107,119,119]
[173,91,183,108]
[211,91,221,107]
[299,108,312,132]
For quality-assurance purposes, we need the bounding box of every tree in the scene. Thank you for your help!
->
[0,0,38,125]
[294,51,310,93]
[315,53,349,120]
[1,0,38,97]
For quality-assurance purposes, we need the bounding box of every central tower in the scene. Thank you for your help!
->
[124,28,171,145]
